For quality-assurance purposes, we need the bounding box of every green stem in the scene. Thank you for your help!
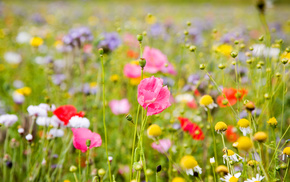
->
[283,159,290,181]
[208,110,218,167]
[101,54,112,182]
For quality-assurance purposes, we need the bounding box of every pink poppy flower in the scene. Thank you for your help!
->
[123,63,141,78]
[137,76,171,116]
[72,128,102,153]
[123,33,139,48]
[143,46,167,74]
[151,139,171,153]
[109,99,131,115]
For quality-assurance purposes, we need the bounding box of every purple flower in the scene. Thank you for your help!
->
[98,32,121,52]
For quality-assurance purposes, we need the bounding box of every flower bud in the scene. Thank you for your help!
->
[146,169,154,176]
[143,31,147,36]
[286,47,290,53]
[199,64,205,70]
[189,45,196,52]
[281,58,288,64]
[186,21,191,26]
[133,162,142,171]
[259,35,264,41]
[275,72,281,78]
[234,40,239,45]
[98,48,104,55]
[69,165,77,172]
[256,0,265,14]
[139,58,146,68]
[218,63,226,70]
[98,168,106,177]
[156,165,162,173]
[126,114,133,122]
[137,34,143,42]
[245,101,255,111]
[249,46,254,51]
[86,139,91,148]
[230,51,238,58]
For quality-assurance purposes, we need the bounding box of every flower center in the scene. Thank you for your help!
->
[229,176,238,182]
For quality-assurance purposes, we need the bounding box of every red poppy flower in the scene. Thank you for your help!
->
[225,125,239,142]
[187,100,197,109]
[178,117,204,140]
[217,88,247,107]
[127,50,139,59]
[53,105,84,125]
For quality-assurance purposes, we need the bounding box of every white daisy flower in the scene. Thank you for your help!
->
[237,119,251,136]
[27,105,48,117]
[221,172,241,182]
[16,31,31,44]
[239,126,252,136]
[175,93,194,103]
[0,114,18,127]
[223,149,243,163]
[210,157,215,164]
[12,91,25,104]
[69,116,90,128]
[49,128,64,138]
[4,52,22,64]
[25,134,33,141]
[244,174,265,182]
[199,95,218,111]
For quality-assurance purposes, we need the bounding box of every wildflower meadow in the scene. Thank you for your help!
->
[0,0,290,181]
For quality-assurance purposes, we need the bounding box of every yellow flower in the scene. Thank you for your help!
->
[199,95,213,106]
[130,77,142,85]
[110,74,119,82]
[267,117,277,127]
[216,44,233,56]
[227,149,235,156]
[145,14,157,24]
[237,118,250,128]
[147,124,162,138]
[54,40,63,47]
[237,136,253,151]
[180,155,198,169]
[16,87,32,96]
[247,160,258,167]
[215,121,228,133]
[64,180,70,182]
[253,131,267,142]
[172,177,186,182]
[283,147,290,155]
[90,82,97,88]
[0,64,5,71]
[215,165,229,175]
[130,60,139,65]
[281,51,290,60]
[30,37,43,47]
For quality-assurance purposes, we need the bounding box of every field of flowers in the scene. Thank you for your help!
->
[0,1,290,182]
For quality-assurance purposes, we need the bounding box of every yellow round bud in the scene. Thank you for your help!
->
[147,124,162,138]
[254,131,268,142]
[237,136,253,151]
[172,177,186,182]
[237,118,250,128]
[215,122,228,133]
[180,155,198,169]
[283,147,290,155]
[199,95,214,106]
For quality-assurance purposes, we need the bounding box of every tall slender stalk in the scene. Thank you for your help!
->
[100,50,112,182]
